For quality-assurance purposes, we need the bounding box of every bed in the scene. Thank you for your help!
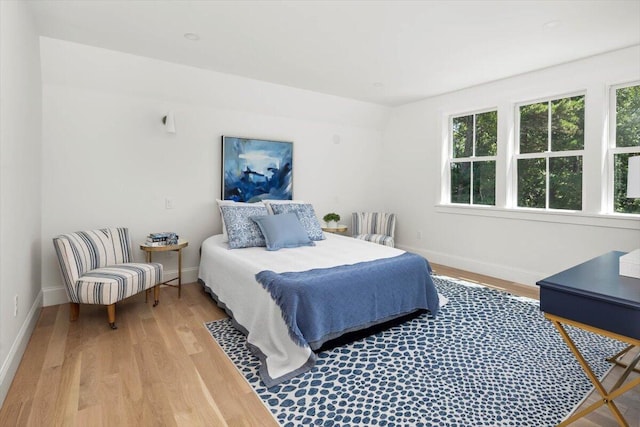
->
[198,230,441,387]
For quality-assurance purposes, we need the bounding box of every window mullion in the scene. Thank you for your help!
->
[544,155,549,210]
[612,146,640,155]
[547,150,585,157]
[472,114,477,158]
[470,160,474,204]
[610,82,640,214]
[547,100,553,153]
[547,100,552,210]
[471,114,477,204]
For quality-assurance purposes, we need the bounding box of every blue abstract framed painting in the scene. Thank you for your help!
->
[222,136,293,202]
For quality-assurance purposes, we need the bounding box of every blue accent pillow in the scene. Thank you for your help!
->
[220,204,268,249]
[251,213,315,251]
[269,203,326,241]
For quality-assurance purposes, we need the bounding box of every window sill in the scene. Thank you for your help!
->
[435,204,640,230]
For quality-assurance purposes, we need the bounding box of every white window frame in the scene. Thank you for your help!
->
[438,90,637,231]
[513,92,586,212]
[606,81,640,215]
[447,108,498,206]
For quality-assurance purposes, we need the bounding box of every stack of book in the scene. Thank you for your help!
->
[145,232,179,246]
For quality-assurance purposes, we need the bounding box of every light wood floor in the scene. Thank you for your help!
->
[0,264,637,426]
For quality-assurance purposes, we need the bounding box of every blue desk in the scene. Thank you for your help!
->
[537,251,640,426]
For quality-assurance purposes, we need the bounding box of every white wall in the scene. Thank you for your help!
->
[38,37,640,300]
[2,7,639,409]
[383,46,640,286]
[0,0,43,407]
[39,37,391,305]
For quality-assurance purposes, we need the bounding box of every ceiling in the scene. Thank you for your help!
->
[26,0,640,106]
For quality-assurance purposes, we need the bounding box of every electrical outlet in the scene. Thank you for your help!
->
[165,198,174,209]
[14,295,18,317]
[416,231,422,240]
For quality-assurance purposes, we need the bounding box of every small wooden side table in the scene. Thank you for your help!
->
[140,240,188,298]
[322,226,348,235]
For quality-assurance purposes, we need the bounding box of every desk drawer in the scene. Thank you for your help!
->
[540,287,640,340]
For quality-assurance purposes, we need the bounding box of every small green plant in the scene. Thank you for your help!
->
[323,212,340,223]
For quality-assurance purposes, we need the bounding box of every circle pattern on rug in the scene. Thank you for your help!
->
[206,276,627,426]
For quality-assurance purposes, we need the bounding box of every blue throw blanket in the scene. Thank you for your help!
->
[255,252,439,350]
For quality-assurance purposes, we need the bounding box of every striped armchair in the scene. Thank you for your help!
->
[352,212,397,247]
[53,227,163,329]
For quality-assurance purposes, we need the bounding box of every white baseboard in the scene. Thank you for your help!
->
[42,266,201,307]
[179,266,199,285]
[398,244,543,287]
[0,290,43,408]
[43,285,68,307]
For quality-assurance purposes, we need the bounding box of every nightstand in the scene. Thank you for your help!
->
[140,240,188,298]
[322,226,348,235]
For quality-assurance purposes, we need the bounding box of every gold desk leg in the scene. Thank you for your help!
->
[551,320,629,427]
[608,345,634,363]
[610,350,640,395]
[607,345,640,375]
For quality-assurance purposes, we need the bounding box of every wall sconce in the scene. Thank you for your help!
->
[162,111,176,134]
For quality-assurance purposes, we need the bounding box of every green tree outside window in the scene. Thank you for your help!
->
[613,85,640,214]
[517,95,584,210]
[450,111,497,205]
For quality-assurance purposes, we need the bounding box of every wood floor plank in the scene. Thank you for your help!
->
[192,370,229,426]
[75,404,104,427]
[99,373,127,426]
[0,264,637,426]
[190,349,277,426]
[24,365,62,426]
[133,335,178,427]
[5,322,53,403]
[52,351,81,426]
[78,343,101,411]
[0,401,25,427]
[116,344,144,423]
[42,307,70,369]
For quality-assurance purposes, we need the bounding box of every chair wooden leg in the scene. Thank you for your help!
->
[153,285,160,307]
[69,302,80,321]
[106,304,117,330]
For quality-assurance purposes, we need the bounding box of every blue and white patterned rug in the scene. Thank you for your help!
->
[205,276,626,426]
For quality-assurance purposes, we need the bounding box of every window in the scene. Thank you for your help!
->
[610,83,640,215]
[449,110,497,205]
[516,95,584,210]
[441,82,638,226]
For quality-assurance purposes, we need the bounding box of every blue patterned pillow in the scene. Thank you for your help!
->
[217,199,265,243]
[269,203,325,241]
[251,213,315,251]
[220,205,268,249]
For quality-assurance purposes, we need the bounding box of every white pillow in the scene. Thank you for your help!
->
[216,199,265,242]
[263,199,305,214]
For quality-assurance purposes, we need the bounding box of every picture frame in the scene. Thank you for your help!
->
[221,136,293,202]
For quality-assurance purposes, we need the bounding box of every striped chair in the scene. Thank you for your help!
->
[53,227,163,329]
[352,212,397,247]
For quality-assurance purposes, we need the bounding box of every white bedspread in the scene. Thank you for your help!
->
[198,233,406,386]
